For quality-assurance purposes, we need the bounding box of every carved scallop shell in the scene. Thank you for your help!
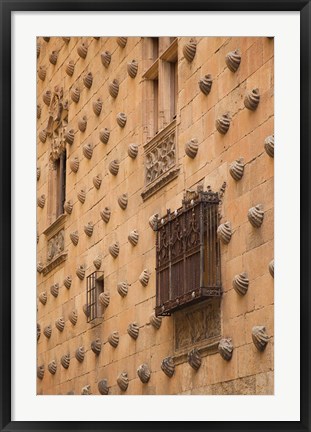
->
[64,200,73,215]
[139,269,150,287]
[69,309,78,326]
[149,313,162,329]
[76,265,86,280]
[71,87,80,103]
[37,43,41,59]
[37,323,41,341]
[128,143,138,159]
[98,379,109,395]
[188,348,201,370]
[264,135,274,158]
[216,113,231,134]
[244,88,260,111]
[64,275,72,289]
[78,115,87,132]
[218,338,234,360]
[83,304,90,317]
[75,346,85,362]
[70,156,79,173]
[100,207,111,223]
[50,283,59,298]
[117,281,129,297]
[252,326,269,351]
[39,129,47,143]
[91,338,101,355]
[81,385,91,395]
[127,59,138,78]
[109,159,120,176]
[48,360,57,375]
[37,104,41,119]
[43,90,51,106]
[128,229,139,246]
[232,272,249,296]
[93,98,103,116]
[62,37,70,43]
[37,365,44,380]
[118,193,128,210]
[38,65,46,81]
[183,39,197,62]
[83,72,93,89]
[77,188,86,204]
[55,317,65,332]
[43,37,50,42]
[149,214,158,231]
[70,231,79,246]
[117,372,129,391]
[37,262,44,273]
[199,74,213,95]
[93,174,102,190]
[77,42,88,59]
[109,79,119,98]
[49,50,58,65]
[43,325,52,338]
[127,322,139,340]
[269,259,274,278]
[99,128,110,144]
[109,241,120,258]
[99,291,110,307]
[225,49,241,72]
[137,363,150,383]
[117,37,127,48]
[185,138,199,159]
[37,194,46,208]
[64,128,75,145]
[248,204,264,228]
[39,291,47,305]
[108,331,119,348]
[101,50,111,68]
[229,158,244,181]
[84,222,94,237]
[61,354,70,369]
[66,60,75,77]
[93,255,102,270]
[217,222,232,244]
[116,112,127,128]
[161,357,175,378]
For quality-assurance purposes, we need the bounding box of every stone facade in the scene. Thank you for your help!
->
[37,36,274,395]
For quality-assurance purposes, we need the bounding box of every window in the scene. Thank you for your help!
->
[86,271,104,322]
[55,150,66,218]
[155,186,222,316]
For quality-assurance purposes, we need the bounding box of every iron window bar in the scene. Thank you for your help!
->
[86,271,104,322]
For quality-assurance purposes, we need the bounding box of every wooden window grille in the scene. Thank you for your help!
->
[86,271,104,322]
[155,187,222,316]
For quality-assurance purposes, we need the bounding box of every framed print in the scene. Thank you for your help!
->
[1,1,310,431]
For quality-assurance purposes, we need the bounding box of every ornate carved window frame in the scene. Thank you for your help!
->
[41,213,67,275]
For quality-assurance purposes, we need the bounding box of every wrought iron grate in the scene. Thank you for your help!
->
[86,271,104,322]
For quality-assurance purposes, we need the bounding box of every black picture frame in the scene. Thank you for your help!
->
[1,1,310,431]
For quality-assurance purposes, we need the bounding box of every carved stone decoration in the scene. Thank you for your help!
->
[98,291,109,308]
[43,90,51,106]
[101,50,111,68]
[161,357,175,378]
[117,372,129,391]
[83,72,93,89]
[66,60,75,77]
[77,41,88,59]
[128,143,138,159]
[183,39,197,62]
[218,338,234,360]
[117,37,127,48]
[91,338,102,355]
[232,272,249,296]
[39,291,47,305]
[64,200,73,215]
[50,283,59,298]
[100,207,111,223]
[108,331,119,348]
[139,269,150,287]
[264,135,274,158]
[127,322,139,340]
[37,262,44,273]
[76,265,86,280]
[70,231,79,246]
[149,313,162,329]
[83,304,90,318]
[117,281,129,297]
[116,112,127,128]
[99,128,110,144]
[64,128,75,145]
[267,259,275,279]
[77,188,86,204]
[64,275,72,289]
[229,158,244,181]
[137,363,151,383]
[93,255,102,270]
[37,194,46,208]
[149,214,158,231]
[69,309,78,326]
[252,326,269,351]
[244,88,260,111]
[185,138,199,159]
[38,65,46,81]
[225,49,241,72]
[216,113,231,134]
[118,193,128,210]
[199,74,213,95]
[81,385,91,395]
[37,365,44,380]
[37,104,41,119]
[84,222,94,237]
[93,174,102,189]
[43,325,52,338]
[128,229,139,246]
[75,346,85,362]
[92,98,103,116]
[248,204,264,228]
[98,379,109,395]
[55,317,65,332]
[37,43,41,59]
[39,129,47,143]
[43,37,50,42]
[70,156,79,173]
[61,354,70,369]
[217,222,232,244]
[188,348,202,371]
[109,241,120,258]
[127,59,138,78]
[49,50,59,65]
[62,37,70,44]
[78,115,87,132]
[46,229,65,263]
[37,166,41,181]
[109,79,119,98]
[37,323,41,341]
[48,360,57,375]
[109,159,120,176]
[71,86,80,103]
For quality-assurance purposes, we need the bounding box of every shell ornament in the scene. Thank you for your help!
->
[116,112,127,128]
[225,49,241,72]
[93,174,102,190]
[229,158,244,181]
[244,88,260,111]
[61,354,70,369]
[264,135,274,158]
[199,74,213,95]
[77,42,88,59]
[76,265,86,280]
[82,142,93,159]
[99,128,110,144]
[37,365,45,380]
[91,338,102,355]
[252,326,269,351]
[269,259,274,278]
[100,207,111,223]
[149,214,158,231]
[48,360,57,375]
[127,322,139,340]
[69,309,78,326]
[93,98,103,116]
[66,60,75,77]
[77,188,86,204]
[248,204,264,228]
[128,143,138,159]
[149,313,162,329]
[118,193,128,210]
[232,272,249,296]
[49,50,58,65]
[50,283,59,298]
[99,291,110,307]
[38,65,46,81]
[70,86,80,103]
[117,281,129,297]
[37,194,46,208]
[218,338,234,361]
[161,357,175,378]
[43,90,51,106]
[43,325,52,338]
[65,128,75,145]
[55,317,65,332]
[109,241,120,258]
[137,363,151,383]
[39,129,47,143]
[84,222,94,237]
[75,346,85,362]
[98,379,109,395]
[93,255,102,270]
[70,231,79,246]
[83,72,93,89]
[101,50,111,68]
[127,59,138,78]
[217,222,232,244]
[78,116,87,132]
[185,138,199,159]
[128,229,139,246]
[64,200,73,215]
[117,37,127,48]
[109,159,120,176]
[117,372,129,391]
[216,113,231,134]
[139,269,150,287]
[109,79,119,98]
[188,348,201,370]
[64,275,72,289]
[108,331,119,348]
[183,39,197,62]
[70,156,79,173]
